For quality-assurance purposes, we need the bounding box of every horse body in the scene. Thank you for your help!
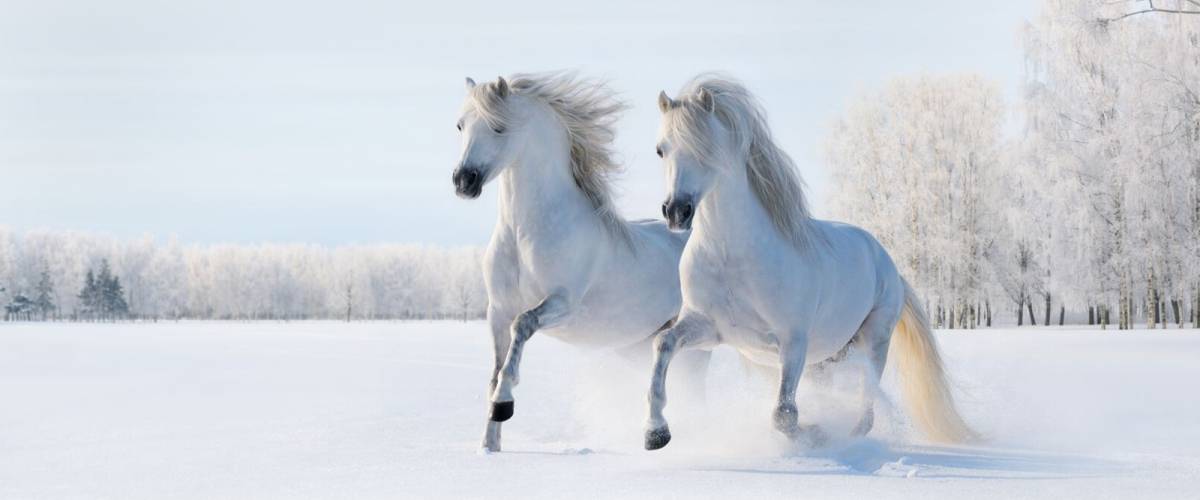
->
[486,167,686,346]
[683,197,901,368]
[453,73,696,453]
[643,74,972,451]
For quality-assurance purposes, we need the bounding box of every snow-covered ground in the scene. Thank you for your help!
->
[1,322,1198,499]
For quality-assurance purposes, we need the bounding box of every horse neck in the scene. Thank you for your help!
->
[497,121,595,229]
[695,162,774,244]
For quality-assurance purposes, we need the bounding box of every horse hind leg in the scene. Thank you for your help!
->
[848,309,897,438]
[806,335,853,386]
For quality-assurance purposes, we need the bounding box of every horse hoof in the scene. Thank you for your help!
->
[850,410,874,437]
[645,426,672,450]
[490,401,514,422]
[801,425,829,448]
[773,404,799,435]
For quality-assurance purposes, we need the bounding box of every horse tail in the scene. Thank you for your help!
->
[889,278,976,443]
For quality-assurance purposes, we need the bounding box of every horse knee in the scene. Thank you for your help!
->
[511,311,539,341]
[652,331,679,358]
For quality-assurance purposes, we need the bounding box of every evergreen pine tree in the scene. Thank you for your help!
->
[107,276,129,318]
[33,268,55,320]
[78,269,98,320]
[96,260,114,320]
[6,294,33,321]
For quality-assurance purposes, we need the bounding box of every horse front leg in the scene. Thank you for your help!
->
[773,331,826,446]
[644,312,717,450]
[481,306,514,453]
[489,292,570,423]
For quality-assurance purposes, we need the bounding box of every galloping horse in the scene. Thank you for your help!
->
[452,73,706,453]
[643,75,974,450]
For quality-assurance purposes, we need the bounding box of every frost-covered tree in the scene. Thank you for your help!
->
[1023,0,1200,328]
[823,1,1199,328]
[444,247,485,322]
[0,228,489,321]
[77,269,99,320]
[33,267,55,320]
[826,74,1007,328]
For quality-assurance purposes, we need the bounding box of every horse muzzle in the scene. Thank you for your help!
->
[662,197,694,231]
[452,167,484,199]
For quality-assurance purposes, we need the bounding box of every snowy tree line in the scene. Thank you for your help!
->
[826,0,1200,329]
[0,229,486,321]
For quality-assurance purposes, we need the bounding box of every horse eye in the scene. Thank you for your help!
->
[456,122,462,132]
[493,127,505,134]
[656,147,663,158]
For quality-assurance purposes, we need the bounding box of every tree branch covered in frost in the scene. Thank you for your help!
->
[825,0,1200,329]
[825,74,1007,328]
[1097,0,1200,23]
[0,229,486,321]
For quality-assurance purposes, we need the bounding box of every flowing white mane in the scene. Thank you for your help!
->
[664,74,819,249]
[469,72,632,244]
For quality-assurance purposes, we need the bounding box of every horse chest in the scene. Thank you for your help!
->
[683,246,774,349]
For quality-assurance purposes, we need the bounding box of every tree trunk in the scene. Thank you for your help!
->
[1194,286,1199,327]
[1119,294,1127,330]
[1125,289,1134,330]
[1059,305,1065,326]
[1017,300,1024,326]
[1027,299,1037,326]
[1192,289,1199,328]
[985,300,992,327]
[1044,293,1051,327]
[1146,271,1157,330]
[1088,305,1095,325]
[1159,294,1166,329]
[1119,284,1128,330]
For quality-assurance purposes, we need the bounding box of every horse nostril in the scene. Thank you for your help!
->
[465,170,478,184]
[661,202,669,219]
[681,203,693,220]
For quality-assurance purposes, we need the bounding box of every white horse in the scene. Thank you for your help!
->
[452,73,705,453]
[642,75,974,450]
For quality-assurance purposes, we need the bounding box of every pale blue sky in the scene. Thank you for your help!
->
[0,0,1040,246]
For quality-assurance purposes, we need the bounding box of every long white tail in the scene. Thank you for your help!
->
[889,279,976,443]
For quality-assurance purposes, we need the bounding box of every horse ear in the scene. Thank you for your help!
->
[495,76,510,98]
[697,88,715,113]
[465,77,476,90]
[657,91,675,114]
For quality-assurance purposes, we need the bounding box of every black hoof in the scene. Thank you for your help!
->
[645,426,672,450]
[490,401,514,422]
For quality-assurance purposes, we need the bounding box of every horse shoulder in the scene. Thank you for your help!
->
[511,220,609,305]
